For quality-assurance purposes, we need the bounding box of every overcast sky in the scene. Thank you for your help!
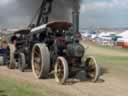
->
[0,0,42,28]
[80,0,128,29]
[0,0,128,29]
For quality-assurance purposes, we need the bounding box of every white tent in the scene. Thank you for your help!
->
[96,32,114,46]
[81,32,89,37]
[117,30,128,38]
[117,38,128,42]
[116,30,128,42]
[97,32,114,40]
[116,31,128,48]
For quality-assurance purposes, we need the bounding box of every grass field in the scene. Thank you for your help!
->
[82,42,128,77]
[0,77,47,96]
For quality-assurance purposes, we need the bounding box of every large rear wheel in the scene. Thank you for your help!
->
[32,44,50,79]
[85,56,100,82]
[54,57,69,84]
[6,44,16,69]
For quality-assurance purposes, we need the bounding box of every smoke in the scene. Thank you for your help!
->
[49,0,81,21]
[0,0,81,28]
[30,0,81,23]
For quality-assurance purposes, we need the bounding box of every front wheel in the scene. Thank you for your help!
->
[84,56,100,82]
[54,57,69,84]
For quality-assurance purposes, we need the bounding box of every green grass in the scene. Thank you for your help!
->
[96,56,128,64]
[0,77,47,96]
[97,45,128,53]
[82,42,128,74]
[95,55,128,79]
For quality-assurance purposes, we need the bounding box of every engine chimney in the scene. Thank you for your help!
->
[72,0,80,37]
[72,11,79,34]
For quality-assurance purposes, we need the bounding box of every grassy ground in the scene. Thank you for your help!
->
[82,42,128,63]
[0,42,128,96]
[81,41,128,77]
[0,77,47,96]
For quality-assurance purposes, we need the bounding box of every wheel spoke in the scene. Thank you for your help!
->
[54,57,68,84]
[33,47,41,76]
[85,57,97,80]
[56,60,64,81]
[34,49,40,57]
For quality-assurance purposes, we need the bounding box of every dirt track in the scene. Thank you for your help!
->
[0,66,128,96]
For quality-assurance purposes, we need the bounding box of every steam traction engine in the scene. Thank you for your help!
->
[7,29,31,71]
[7,0,100,84]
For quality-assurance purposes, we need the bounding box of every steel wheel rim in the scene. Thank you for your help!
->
[85,58,96,80]
[33,46,41,76]
[6,47,10,66]
[18,54,23,70]
[55,59,64,82]
[18,55,21,68]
